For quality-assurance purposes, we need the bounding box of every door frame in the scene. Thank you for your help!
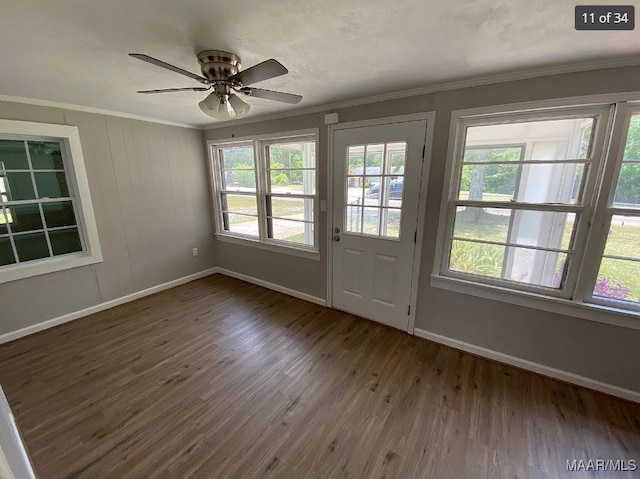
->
[326,112,436,333]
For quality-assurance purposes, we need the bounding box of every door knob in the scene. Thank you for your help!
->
[333,235,340,242]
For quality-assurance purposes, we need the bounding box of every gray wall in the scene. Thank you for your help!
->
[205,65,640,393]
[0,102,215,336]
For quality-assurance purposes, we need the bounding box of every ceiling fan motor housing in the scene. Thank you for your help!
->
[197,50,241,82]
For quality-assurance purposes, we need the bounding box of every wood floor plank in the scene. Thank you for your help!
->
[1,274,639,479]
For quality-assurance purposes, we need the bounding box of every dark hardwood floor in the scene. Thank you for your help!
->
[0,275,638,479]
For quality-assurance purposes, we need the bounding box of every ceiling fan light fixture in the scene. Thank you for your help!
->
[228,94,251,118]
[216,98,231,121]
[199,93,222,118]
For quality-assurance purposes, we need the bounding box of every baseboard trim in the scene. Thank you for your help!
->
[414,328,640,404]
[0,268,219,345]
[215,268,327,306]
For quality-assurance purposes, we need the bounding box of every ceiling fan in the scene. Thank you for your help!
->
[129,50,302,120]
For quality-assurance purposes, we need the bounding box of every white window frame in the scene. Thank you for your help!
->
[432,93,640,330]
[208,129,320,260]
[0,120,102,284]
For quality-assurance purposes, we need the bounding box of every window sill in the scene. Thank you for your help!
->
[0,252,103,285]
[430,274,640,331]
[215,233,321,261]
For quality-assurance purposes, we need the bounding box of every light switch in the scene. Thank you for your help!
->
[320,200,327,212]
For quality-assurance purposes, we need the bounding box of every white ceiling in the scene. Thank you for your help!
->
[1,0,638,127]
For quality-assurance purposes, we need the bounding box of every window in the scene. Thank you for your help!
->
[345,142,405,238]
[210,131,318,255]
[0,120,101,284]
[435,100,640,320]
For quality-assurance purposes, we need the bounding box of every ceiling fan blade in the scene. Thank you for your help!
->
[243,87,302,105]
[230,59,288,86]
[129,53,209,85]
[137,87,210,94]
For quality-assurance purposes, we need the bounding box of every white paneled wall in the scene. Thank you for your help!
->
[0,102,214,335]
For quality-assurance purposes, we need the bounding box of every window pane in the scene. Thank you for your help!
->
[223,213,259,237]
[35,172,70,198]
[220,146,254,170]
[221,194,257,216]
[267,140,315,169]
[4,172,36,201]
[0,237,15,266]
[268,170,315,195]
[8,203,43,233]
[594,259,640,303]
[622,114,640,161]
[345,206,362,233]
[42,201,77,228]
[269,218,313,246]
[383,209,401,239]
[465,118,595,160]
[604,216,640,260]
[450,240,505,279]
[458,163,584,204]
[453,207,576,251]
[613,163,640,208]
[364,144,384,175]
[14,232,49,262]
[463,146,522,163]
[364,176,382,204]
[28,141,64,169]
[348,145,365,173]
[220,170,256,192]
[381,177,404,207]
[386,143,406,175]
[362,207,380,235]
[0,209,8,235]
[450,239,568,288]
[0,140,29,170]
[269,197,313,222]
[49,227,83,256]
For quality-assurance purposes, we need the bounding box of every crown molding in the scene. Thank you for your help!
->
[0,94,199,129]
[202,55,640,130]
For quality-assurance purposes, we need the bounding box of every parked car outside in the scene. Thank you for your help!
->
[366,178,403,199]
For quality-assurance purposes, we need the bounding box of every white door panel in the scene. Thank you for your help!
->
[332,120,428,330]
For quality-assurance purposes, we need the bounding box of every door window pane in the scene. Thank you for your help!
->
[348,145,365,173]
[0,140,29,170]
[383,209,401,239]
[28,141,64,169]
[362,208,380,235]
[14,232,49,262]
[364,144,384,175]
[345,206,362,233]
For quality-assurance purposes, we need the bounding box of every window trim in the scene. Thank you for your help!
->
[0,120,102,284]
[432,93,640,329]
[207,129,320,257]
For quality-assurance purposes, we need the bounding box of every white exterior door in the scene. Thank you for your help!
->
[332,119,427,331]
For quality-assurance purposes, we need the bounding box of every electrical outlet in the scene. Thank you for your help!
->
[192,248,198,257]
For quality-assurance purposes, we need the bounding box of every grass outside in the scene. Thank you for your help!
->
[452,209,640,301]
